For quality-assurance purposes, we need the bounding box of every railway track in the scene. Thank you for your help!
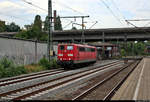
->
[0,60,122,100]
[0,68,66,87]
[0,60,119,89]
[71,60,140,100]
[103,61,140,100]
[0,60,115,88]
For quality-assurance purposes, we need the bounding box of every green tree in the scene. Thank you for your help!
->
[54,16,62,30]
[0,20,6,32]
[32,26,42,40]
[120,41,146,56]
[72,27,77,30]
[32,15,42,40]
[6,22,20,32]
[24,24,32,30]
[134,42,145,55]
[15,15,48,41]
[33,15,42,31]
[43,16,49,31]
[126,42,133,56]
[121,49,126,57]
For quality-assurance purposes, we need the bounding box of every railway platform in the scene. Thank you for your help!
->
[111,58,150,100]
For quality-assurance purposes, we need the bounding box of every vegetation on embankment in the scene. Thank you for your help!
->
[0,57,60,79]
[115,41,150,57]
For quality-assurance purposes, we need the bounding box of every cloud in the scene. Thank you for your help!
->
[114,0,150,19]
[0,1,24,14]
[0,0,47,27]
[0,0,150,29]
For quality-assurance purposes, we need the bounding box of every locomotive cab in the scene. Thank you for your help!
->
[57,44,75,67]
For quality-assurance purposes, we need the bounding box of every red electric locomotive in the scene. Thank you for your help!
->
[57,43,97,68]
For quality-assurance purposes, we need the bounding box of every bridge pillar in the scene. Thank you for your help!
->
[124,33,127,57]
[102,32,105,58]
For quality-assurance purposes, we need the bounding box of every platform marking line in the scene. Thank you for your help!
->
[133,59,146,100]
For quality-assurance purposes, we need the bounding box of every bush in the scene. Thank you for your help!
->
[50,59,60,68]
[38,57,51,69]
[0,57,27,78]
[0,57,59,79]
[38,57,60,69]
[0,57,14,69]
[3,66,16,77]
[0,64,4,78]
[15,66,28,75]
[1,65,27,78]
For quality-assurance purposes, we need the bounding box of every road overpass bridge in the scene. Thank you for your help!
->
[1,27,150,42]
[53,27,150,42]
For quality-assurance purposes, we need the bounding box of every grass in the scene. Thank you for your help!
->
[24,64,46,73]
[0,57,60,79]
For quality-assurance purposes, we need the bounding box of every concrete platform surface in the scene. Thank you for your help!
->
[112,58,150,100]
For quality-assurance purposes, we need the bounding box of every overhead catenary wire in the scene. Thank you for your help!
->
[0,12,31,23]
[54,0,99,27]
[125,20,150,37]
[125,20,138,28]
[54,0,95,23]
[110,0,126,20]
[20,0,48,12]
[89,21,98,29]
[110,0,130,27]
[20,0,89,20]
[110,0,150,27]
[6,0,135,29]
[126,19,150,27]
[127,19,150,21]
[99,0,125,26]
[15,0,73,24]
[21,0,88,24]
[63,21,73,29]
[53,1,91,25]
[125,18,150,27]
[53,1,87,16]
[0,0,33,24]
[3,0,46,26]
[6,0,98,29]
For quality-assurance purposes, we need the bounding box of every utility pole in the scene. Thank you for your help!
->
[81,17,85,43]
[48,0,53,62]
[59,16,89,43]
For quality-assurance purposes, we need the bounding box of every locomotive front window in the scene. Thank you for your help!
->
[67,46,73,50]
[60,45,65,50]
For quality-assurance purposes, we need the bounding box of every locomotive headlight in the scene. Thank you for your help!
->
[58,54,63,56]
[68,54,73,56]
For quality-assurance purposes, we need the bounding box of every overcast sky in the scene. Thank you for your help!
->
[0,0,150,30]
